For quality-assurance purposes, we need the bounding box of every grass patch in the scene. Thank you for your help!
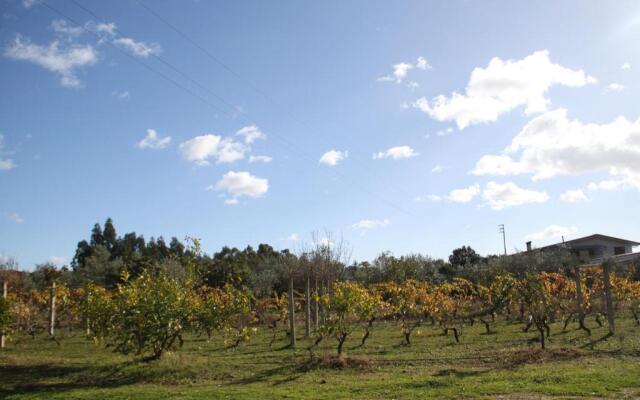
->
[298,354,374,371]
[1,315,640,399]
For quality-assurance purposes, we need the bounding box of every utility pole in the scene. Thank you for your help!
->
[498,224,507,256]
[304,275,311,338]
[1,281,7,349]
[288,275,296,348]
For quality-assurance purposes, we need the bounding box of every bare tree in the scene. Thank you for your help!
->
[310,230,351,325]
[299,253,312,338]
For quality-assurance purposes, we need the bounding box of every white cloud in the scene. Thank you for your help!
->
[205,140,244,164]
[378,62,413,83]
[416,56,431,70]
[473,154,523,176]
[87,21,117,44]
[95,22,116,36]
[0,134,16,171]
[114,37,161,58]
[179,134,247,165]
[606,83,625,92]
[482,181,549,210]
[351,219,390,231]
[4,22,152,87]
[249,155,272,163]
[526,225,577,241]
[180,134,220,165]
[52,20,83,37]
[472,109,640,189]
[210,171,268,204]
[5,212,24,224]
[448,183,480,203]
[112,90,129,99]
[392,63,412,82]
[431,165,443,174]
[587,179,629,191]
[0,159,15,170]
[216,138,245,163]
[372,145,418,160]
[621,62,631,70]
[49,256,67,266]
[5,35,98,87]
[137,129,171,150]
[236,125,265,144]
[413,50,595,129]
[285,233,299,241]
[319,149,347,166]
[560,189,589,203]
[379,56,430,83]
[320,237,334,248]
[22,0,40,8]
[436,127,454,137]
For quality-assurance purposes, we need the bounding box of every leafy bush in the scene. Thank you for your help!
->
[108,270,194,359]
[194,284,256,347]
[84,283,115,340]
[315,281,372,356]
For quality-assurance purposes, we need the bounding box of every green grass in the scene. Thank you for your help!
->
[1,316,640,399]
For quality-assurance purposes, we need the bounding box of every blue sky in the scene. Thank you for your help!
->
[1,0,639,269]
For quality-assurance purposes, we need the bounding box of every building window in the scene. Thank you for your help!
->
[614,246,626,255]
[578,250,590,262]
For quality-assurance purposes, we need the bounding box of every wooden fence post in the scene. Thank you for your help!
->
[313,277,319,330]
[602,261,615,335]
[84,283,91,336]
[49,281,56,337]
[1,281,7,349]
[288,276,296,348]
[305,276,311,338]
[320,281,326,325]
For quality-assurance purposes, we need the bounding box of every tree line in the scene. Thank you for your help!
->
[6,218,624,296]
[1,218,639,358]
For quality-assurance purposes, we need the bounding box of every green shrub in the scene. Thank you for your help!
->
[109,270,194,359]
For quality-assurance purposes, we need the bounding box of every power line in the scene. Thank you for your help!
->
[70,0,240,116]
[136,0,420,202]
[137,0,286,115]
[42,1,417,218]
[41,2,232,120]
[67,1,416,218]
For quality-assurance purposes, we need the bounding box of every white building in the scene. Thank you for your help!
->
[527,234,640,263]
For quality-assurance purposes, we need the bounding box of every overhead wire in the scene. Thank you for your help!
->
[42,0,419,218]
[136,0,421,202]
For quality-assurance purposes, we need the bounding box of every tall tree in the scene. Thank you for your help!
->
[169,237,185,257]
[103,218,117,253]
[449,246,481,268]
[90,223,104,247]
[83,245,122,288]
